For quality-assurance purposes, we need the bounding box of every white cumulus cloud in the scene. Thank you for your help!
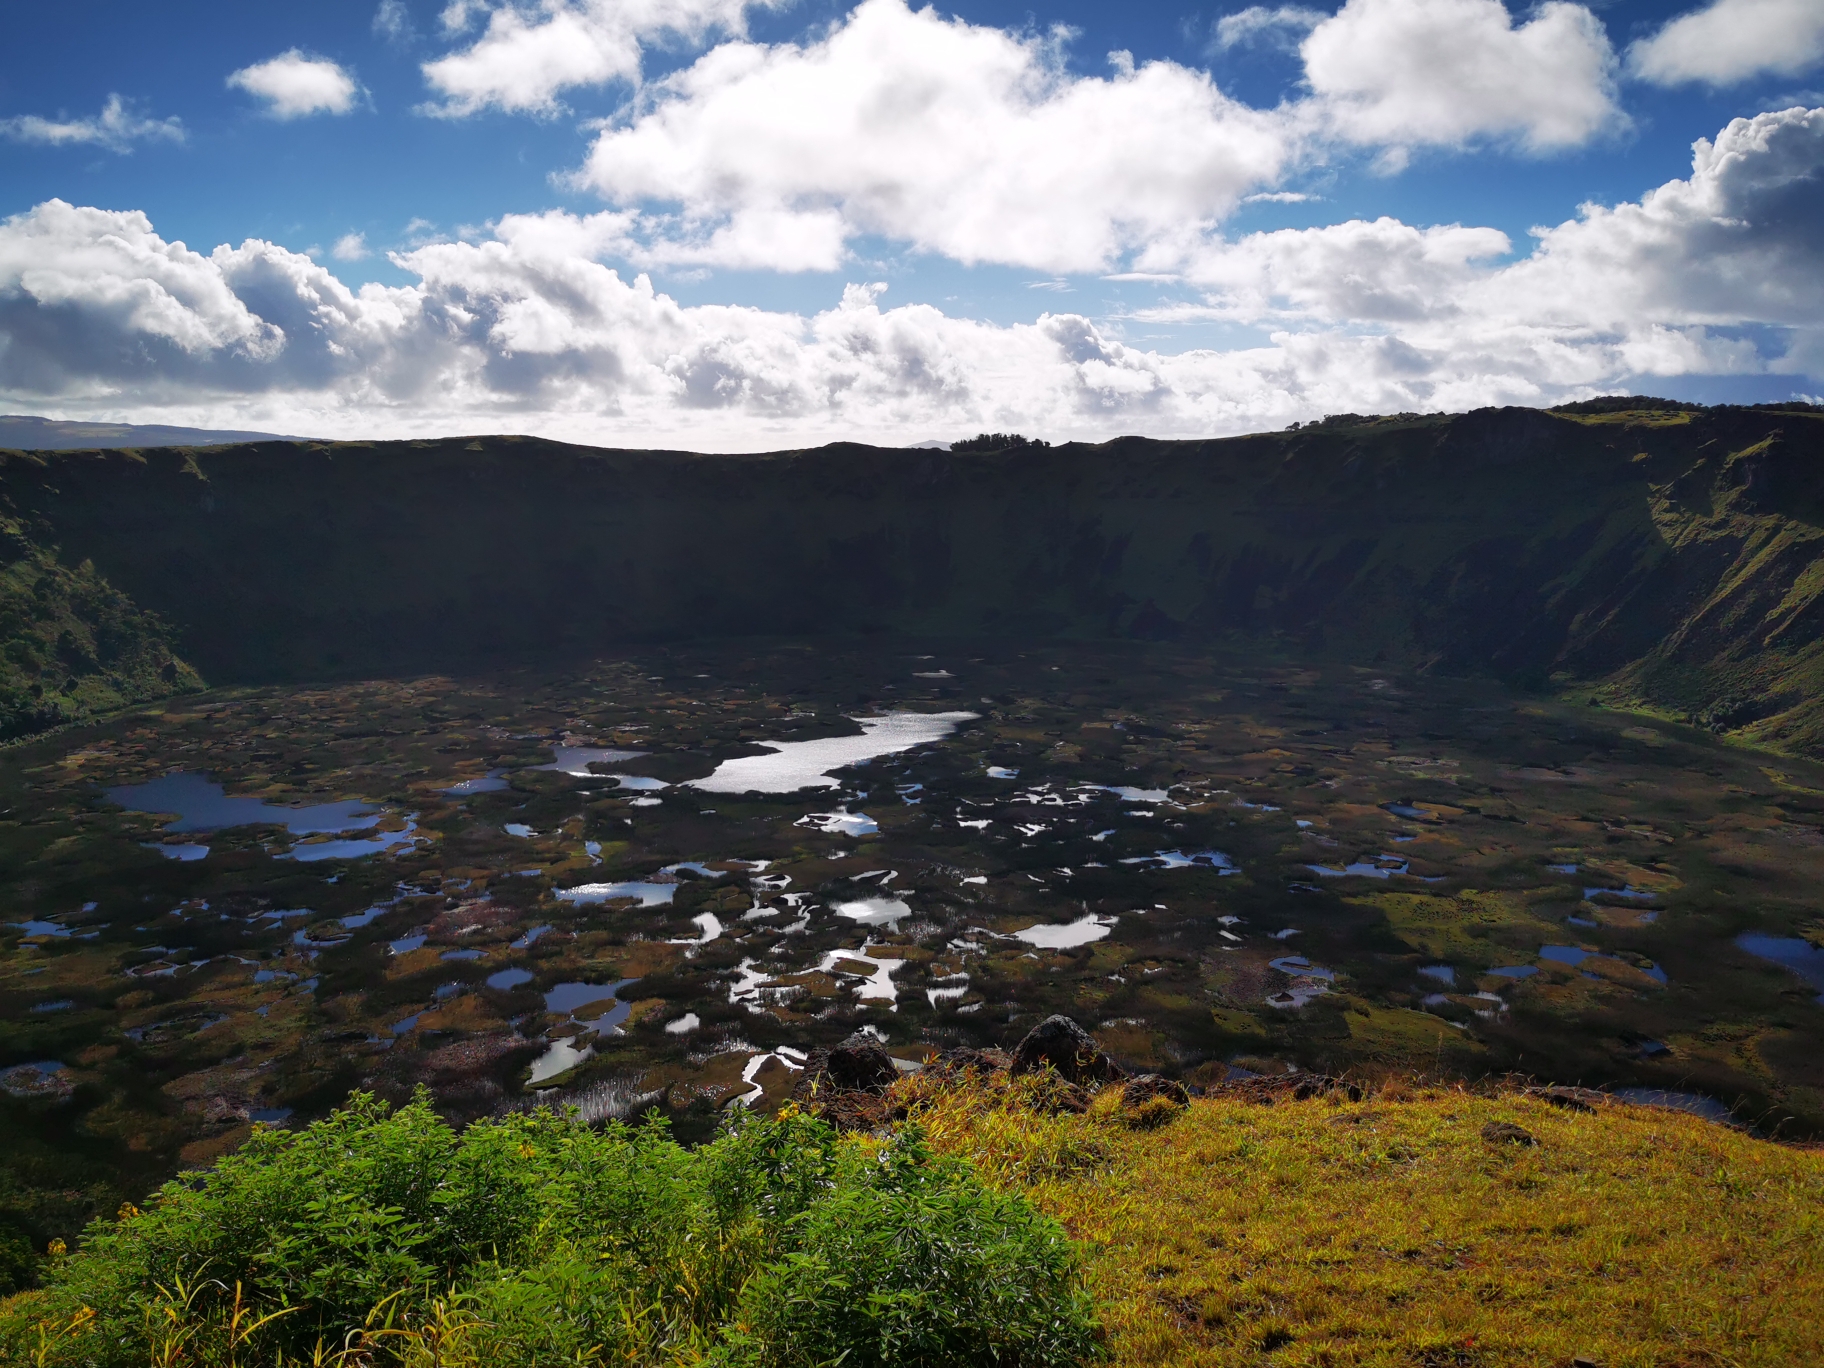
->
[1488,105,1824,331]
[0,109,1819,445]
[419,0,782,116]
[1630,0,1824,88]
[332,233,371,261]
[570,0,1296,275]
[0,94,184,153]
[1301,0,1621,152]
[228,51,363,120]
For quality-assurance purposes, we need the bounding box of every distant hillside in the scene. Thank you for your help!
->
[0,414,301,451]
[0,404,1821,751]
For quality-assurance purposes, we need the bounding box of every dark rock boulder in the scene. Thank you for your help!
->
[1010,1015,1125,1085]
[791,1030,898,1112]
[824,1032,899,1093]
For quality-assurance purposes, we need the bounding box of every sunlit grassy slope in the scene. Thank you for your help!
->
[913,1077,1824,1368]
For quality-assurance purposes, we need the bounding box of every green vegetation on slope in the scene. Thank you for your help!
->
[0,514,200,742]
[1,1092,1095,1368]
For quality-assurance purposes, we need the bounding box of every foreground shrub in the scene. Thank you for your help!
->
[0,1090,1097,1368]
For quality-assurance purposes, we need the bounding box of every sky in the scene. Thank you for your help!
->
[1,0,1822,448]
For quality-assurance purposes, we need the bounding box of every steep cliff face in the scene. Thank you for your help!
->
[1,405,1820,746]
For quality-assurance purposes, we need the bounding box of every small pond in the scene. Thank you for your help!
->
[555,881,677,907]
[537,747,647,777]
[109,773,379,835]
[688,711,977,793]
[442,770,508,795]
[283,823,418,862]
[1735,933,1824,998]
[797,810,879,837]
[544,978,639,1022]
[816,948,903,1006]
[1306,855,1418,879]
[834,897,912,929]
[1011,914,1115,949]
[1120,849,1238,873]
[528,1037,593,1087]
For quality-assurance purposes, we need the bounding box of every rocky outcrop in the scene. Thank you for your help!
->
[798,1032,898,1095]
[1010,1015,1125,1085]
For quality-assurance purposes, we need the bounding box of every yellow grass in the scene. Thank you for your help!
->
[910,1078,1824,1367]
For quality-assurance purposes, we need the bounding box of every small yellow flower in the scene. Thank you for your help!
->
[47,1238,67,1258]
[117,1202,140,1222]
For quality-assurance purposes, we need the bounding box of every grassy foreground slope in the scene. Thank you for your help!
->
[2,403,1822,749]
[7,1076,1819,1368]
[916,1076,1823,1368]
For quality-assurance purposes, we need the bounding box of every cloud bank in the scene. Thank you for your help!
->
[483,0,1627,275]
[1,106,1817,447]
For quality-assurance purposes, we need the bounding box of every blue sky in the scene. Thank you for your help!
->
[2,0,1821,446]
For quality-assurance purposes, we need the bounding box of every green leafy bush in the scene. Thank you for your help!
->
[0,1091,1097,1368]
